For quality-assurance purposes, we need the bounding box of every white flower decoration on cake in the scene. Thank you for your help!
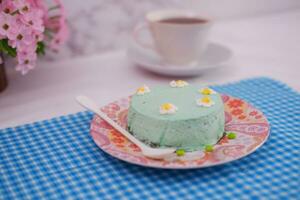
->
[136,85,150,95]
[160,103,178,114]
[199,87,216,95]
[170,80,189,88]
[197,96,215,107]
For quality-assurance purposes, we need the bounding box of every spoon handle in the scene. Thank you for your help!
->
[76,96,146,149]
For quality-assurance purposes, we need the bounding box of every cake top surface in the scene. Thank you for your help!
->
[131,82,223,121]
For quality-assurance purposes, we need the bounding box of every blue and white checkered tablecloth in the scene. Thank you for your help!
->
[0,77,299,200]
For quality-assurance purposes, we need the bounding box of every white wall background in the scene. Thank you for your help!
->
[49,0,300,60]
[187,0,300,18]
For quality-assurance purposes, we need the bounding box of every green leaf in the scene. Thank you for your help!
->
[0,39,17,57]
[36,41,45,55]
[48,5,60,12]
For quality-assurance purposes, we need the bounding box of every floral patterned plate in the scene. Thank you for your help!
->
[90,95,270,169]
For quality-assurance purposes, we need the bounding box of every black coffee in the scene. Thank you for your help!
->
[159,17,208,24]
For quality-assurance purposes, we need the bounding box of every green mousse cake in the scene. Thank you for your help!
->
[127,80,225,151]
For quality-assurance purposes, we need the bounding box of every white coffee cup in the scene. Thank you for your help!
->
[134,10,212,66]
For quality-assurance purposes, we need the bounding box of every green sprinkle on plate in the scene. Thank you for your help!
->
[205,145,214,152]
[227,132,237,139]
[176,149,185,156]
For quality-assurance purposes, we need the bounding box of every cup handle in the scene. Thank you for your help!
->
[133,23,154,50]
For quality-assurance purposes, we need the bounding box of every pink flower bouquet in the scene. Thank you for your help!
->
[0,0,68,74]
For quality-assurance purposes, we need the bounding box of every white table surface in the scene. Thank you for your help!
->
[1,10,299,129]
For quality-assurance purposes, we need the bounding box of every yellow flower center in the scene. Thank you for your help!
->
[161,103,173,111]
[201,96,211,103]
[137,87,145,93]
[201,88,212,95]
[176,80,185,85]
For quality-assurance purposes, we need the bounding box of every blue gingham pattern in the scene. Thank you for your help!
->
[1,77,299,200]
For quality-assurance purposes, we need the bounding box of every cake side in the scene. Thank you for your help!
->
[127,82,225,151]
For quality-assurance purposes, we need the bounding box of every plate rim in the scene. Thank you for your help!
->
[90,95,270,169]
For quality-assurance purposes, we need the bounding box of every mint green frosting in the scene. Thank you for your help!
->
[127,85,225,151]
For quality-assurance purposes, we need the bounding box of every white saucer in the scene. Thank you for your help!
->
[127,38,233,77]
